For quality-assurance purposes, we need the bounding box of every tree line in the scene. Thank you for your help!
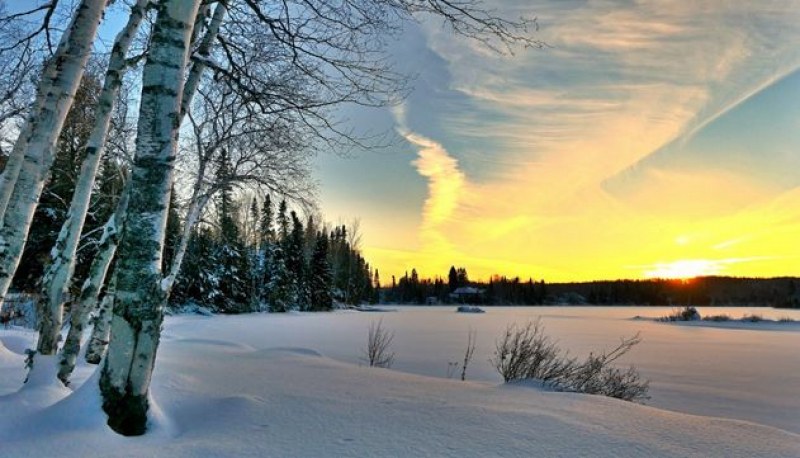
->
[171,190,378,313]
[383,266,548,305]
[382,267,800,308]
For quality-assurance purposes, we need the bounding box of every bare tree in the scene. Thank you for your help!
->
[364,319,395,368]
[460,328,476,381]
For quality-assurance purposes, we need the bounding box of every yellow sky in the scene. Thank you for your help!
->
[320,1,800,283]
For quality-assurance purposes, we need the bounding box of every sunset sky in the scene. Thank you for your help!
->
[315,0,800,283]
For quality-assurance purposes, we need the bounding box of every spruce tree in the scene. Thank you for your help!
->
[267,243,292,312]
[277,199,289,240]
[260,194,274,245]
[213,149,249,312]
[310,232,333,311]
[286,211,308,310]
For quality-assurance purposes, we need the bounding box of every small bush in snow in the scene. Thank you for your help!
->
[448,329,478,380]
[740,314,763,322]
[491,319,649,402]
[363,320,395,368]
[702,314,731,322]
[659,306,700,322]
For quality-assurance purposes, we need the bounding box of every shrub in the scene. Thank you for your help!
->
[702,314,731,322]
[659,306,700,322]
[491,319,649,402]
[741,314,763,322]
[363,319,395,368]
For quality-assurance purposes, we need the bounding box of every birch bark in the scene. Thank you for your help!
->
[99,0,201,436]
[40,0,150,362]
[0,0,106,317]
[58,184,130,382]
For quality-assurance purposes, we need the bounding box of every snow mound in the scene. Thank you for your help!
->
[168,338,256,352]
[456,305,485,313]
[1,332,34,355]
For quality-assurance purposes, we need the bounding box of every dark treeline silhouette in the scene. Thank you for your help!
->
[383,266,547,305]
[547,276,800,308]
[382,267,800,308]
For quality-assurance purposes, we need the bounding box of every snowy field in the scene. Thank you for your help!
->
[1,306,799,457]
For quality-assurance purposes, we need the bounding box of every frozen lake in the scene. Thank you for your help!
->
[161,305,800,433]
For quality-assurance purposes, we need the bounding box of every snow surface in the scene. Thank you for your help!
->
[0,306,798,457]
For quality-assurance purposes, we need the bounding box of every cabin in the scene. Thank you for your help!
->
[449,286,484,304]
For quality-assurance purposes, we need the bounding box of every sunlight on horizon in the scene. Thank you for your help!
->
[642,259,723,280]
[319,1,800,284]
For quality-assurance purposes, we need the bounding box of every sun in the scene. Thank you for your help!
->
[643,259,722,280]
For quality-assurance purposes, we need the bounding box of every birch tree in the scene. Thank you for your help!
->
[36,0,151,368]
[99,0,201,436]
[0,0,107,317]
[97,0,537,435]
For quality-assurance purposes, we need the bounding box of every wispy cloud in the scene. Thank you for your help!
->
[378,0,800,280]
[393,104,466,256]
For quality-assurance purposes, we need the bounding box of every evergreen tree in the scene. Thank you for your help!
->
[309,232,333,311]
[277,199,289,240]
[448,266,458,292]
[213,149,249,312]
[285,211,308,309]
[260,194,274,245]
[267,243,293,312]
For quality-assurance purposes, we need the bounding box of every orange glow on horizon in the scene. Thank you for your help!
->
[642,259,722,280]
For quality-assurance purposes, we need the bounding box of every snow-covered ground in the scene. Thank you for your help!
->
[0,306,798,457]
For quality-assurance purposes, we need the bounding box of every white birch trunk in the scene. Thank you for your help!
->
[0,38,60,220]
[84,278,115,364]
[0,0,106,320]
[99,0,201,436]
[180,1,227,118]
[67,0,224,372]
[58,185,130,382]
[161,182,210,294]
[41,0,150,365]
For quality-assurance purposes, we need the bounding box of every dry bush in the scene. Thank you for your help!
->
[702,314,731,322]
[491,319,649,402]
[460,329,477,381]
[659,306,700,322]
[364,319,395,368]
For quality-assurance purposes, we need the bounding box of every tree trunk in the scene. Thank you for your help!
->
[99,0,201,436]
[68,0,225,375]
[41,0,150,365]
[0,0,106,316]
[0,35,60,220]
[180,0,228,118]
[58,185,130,382]
[161,188,209,294]
[84,281,115,365]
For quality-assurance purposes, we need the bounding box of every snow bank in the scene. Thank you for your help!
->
[0,310,798,457]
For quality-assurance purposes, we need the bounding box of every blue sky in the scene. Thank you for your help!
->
[10,0,800,281]
[316,0,800,281]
